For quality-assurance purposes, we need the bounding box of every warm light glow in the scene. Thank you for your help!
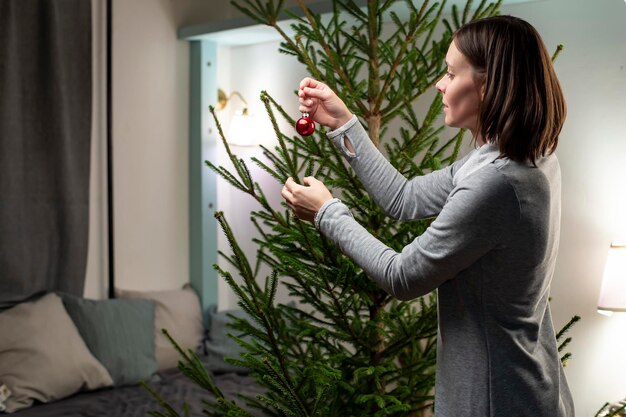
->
[227,111,261,147]
[597,242,626,315]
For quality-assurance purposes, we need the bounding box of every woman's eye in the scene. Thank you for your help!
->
[446,71,455,79]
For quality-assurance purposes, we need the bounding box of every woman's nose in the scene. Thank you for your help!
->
[435,77,445,93]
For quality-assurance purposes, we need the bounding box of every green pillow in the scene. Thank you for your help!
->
[59,293,157,386]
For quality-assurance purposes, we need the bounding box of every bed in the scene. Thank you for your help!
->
[12,366,264,417]
[0,288,263,416]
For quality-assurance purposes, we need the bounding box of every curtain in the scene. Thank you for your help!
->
[0,0,92,310]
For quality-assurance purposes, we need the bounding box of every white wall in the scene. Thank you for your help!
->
[84,0,108,299]
[110,0,190,291]
[85,0,284,298]
[214,41,309,310]
[102,0,626,414]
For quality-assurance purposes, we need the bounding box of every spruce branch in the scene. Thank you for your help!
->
[205,106,259,195]
[144,383,190,417]
[595,400,626,417]
[215,212,257,288]
[145,329,256,417]
[261,91,366,212]
[165,329,224,397]
[373,0,431,112]
[230,0,285,26]
[556,315,581,341]
[552,44,564,62]
[261,92,300,182]
[214,214,308,413]
[556,315,580,367]
[294,0,369,116]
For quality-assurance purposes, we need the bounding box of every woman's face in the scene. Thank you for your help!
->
[436,40,484,136]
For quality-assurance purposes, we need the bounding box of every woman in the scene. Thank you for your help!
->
[281,15,574,417]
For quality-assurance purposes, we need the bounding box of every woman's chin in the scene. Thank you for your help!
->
[443,116,457,128]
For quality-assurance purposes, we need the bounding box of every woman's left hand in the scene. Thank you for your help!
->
[281,176,333,222]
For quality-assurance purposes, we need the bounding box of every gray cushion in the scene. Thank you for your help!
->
[204,305,253,374]
[0,293,113,413]
[59,293,157,386]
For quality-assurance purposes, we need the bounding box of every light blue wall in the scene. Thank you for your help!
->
[188,40,218,323]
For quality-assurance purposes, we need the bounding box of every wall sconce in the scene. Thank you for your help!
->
[216,88,260,147]
[597,242,626,316]
[217,88,248,115]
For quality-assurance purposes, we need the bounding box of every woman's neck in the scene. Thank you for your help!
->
[471,129,486,147]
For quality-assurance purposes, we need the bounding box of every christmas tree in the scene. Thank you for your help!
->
[148,1,578,416]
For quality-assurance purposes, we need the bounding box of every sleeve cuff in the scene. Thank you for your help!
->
[327,115,358,140]
[314,198,343,230]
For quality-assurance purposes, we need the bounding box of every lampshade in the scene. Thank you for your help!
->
[227,111,261,147]
[597,242,626,316]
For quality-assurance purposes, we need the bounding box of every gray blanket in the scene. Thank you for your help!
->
[12,370,264,417]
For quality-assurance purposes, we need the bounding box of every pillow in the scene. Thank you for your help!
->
[115,285,204,371]
[59,293,157,386]
[204,305,253,374]
[0,293,113,413]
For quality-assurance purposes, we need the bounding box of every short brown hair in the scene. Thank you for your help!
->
[453,15,566,164]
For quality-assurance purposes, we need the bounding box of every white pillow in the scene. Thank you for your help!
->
[0,293,113,413]
[115,285,204,371]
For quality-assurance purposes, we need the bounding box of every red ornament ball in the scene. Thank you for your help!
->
[295,116,315,136]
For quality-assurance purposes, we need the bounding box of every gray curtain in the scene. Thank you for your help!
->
[0,0,92,310]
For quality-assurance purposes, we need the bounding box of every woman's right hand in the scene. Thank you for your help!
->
[298,77,353,131]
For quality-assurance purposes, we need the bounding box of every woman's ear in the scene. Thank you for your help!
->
[473,72,487,101]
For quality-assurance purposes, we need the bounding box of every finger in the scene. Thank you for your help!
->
[299,87,322,111]
[299,104,317,114]
[280,186,292,201]
[298,95,314,106]
[281,180,295,199]
[284,177,303,196]
[299,77,321,90]
[298,96,314,113]
[303,176,323,187]
[284,177,296,191]
[298,77,312,90]
[302,86,328,100]
[290,177,306,191]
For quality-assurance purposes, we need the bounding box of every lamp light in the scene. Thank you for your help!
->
[227,111,261,147]
[216,88,260,147]
[597,242,626,316]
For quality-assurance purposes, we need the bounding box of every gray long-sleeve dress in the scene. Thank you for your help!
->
[314,116,575,417]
